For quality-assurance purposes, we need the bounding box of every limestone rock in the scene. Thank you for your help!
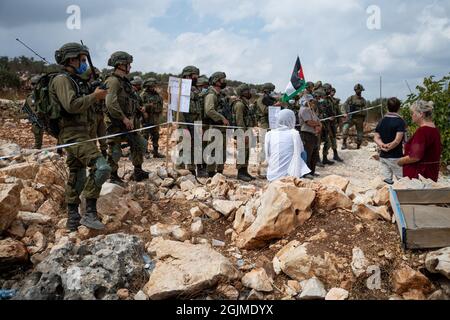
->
[17,211,52,225]
[150,223,178,237]
[236,182,315,249]
[0,238,29,268]
[34,163,65,187]
[197,203,221,220]
[392,265,434,295]
[117,289,129,300]
[325,288,349,300]
[353,204,391,221]
[27,231,47,255]
[320,175,350,192]
[315,186,352,211]
[6,220,26,238]
[374,185,390,206]
[273,241,339,282]
[190,206,203,219]
[14,233,145,300]
[37,199,60,216]
[241,268,273,292]
[425,247,450,280]
[143,238,240,299]
[0,162,38,180]
[212,200,243,217]
[20,187,45,212]
[247,289,264,300]
[100,182,125,197]
[233,198,258,234]
[216,284,239,300]
[191,218,204,235]
[351,247,369,277]
[298,278,327,300]
[180,180,196,192]
[402,289,426,300]
[171,227,190,242]
[0,182,23,232]
[134,290,148,300]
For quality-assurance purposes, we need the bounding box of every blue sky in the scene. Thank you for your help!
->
[0,0,449,100]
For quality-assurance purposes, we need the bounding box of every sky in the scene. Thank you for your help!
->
[0,0,449,100]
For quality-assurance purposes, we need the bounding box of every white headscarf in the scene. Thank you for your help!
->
[276,109,296,130]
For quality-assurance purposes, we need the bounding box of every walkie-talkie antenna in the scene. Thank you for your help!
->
[16,38,51,64]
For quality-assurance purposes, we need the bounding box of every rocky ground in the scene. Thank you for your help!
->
[1,110,450,301]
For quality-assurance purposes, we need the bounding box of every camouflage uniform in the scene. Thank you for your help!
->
[232,84,255,182]
[140,78,164,158]
[104,51,148,183]
[317,86,335,165]
[51,42,111,231]
[342,84,368,149]
[255,83,276,129]
[204,72,229,176]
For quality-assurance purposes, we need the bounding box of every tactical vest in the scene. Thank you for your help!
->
[204,87,232,125]
[232,98,254,128]
[107,74,139,119]
[348,95,366,117]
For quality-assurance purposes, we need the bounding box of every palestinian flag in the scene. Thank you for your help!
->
[282,56,307,102]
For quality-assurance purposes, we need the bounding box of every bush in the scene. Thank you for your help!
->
[0,69,21,89]
[401,73,450,167]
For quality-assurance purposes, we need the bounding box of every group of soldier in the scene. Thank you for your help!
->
[23,42,369,232]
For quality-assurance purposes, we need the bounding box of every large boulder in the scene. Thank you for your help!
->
[143,238,240,300]
[320,175,350,192]
[236,182,316,249]
[425,247,450,280]
[0,182,23,232]
[14,233,145,300]
[0,238,29,269]
[273,241,339,283]
[315,186,352,211]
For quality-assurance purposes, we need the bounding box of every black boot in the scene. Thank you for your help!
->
[342,139,348,150]
[133,165,149,182]
[237,168,254,182]
[152,147,165,159]
[322,153,335,165]
[196,165,209,178]
[357,143,361,150]
[66,203,81,232]
[110,171,126,187]
[81,199,105,230]
[333,149,344,162]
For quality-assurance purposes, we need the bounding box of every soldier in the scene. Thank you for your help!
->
[104,51,149,185]
[131,76,143,93]
[330,87,344,162]
[51,42,111,231]
[140,78,164,159]
[317,85,335,166]
[255,83,277,129]
[24,75,44,149]
[314,81,323,91]
[204,72,229,177]
[232,84,255,182]
[197,76,209,93]
[342,84,368,149]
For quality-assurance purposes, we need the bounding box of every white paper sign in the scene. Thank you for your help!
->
[169,76,192,114]
[269,106,281,129]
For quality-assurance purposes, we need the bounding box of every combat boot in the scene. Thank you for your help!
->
[342,139,348,150]
[322,154,335,165]
[132,165,149,182]
[81,199,105,230]
[333,149,344,162]
[152,147,165,159]
[110,171,126,187]
[66,203,81,232]
[357,143,361,150]
[237,168,254,182]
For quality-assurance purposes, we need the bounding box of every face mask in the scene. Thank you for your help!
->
[76,62,88,75]
[201,88,208,94]
[220,81,227,89]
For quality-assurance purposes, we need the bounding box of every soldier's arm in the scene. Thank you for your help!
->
[234,101,245,128]
[344,97,352,113]
[52,75,96,114]
[205,93,226,123]
[105,77,126,121]
[257,98,268,115]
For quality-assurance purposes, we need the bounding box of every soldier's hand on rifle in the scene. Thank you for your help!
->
[93,87,107,101]
[123,117,134,130]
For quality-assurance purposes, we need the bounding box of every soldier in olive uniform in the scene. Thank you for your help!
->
[255,83,277,129]
[330,87,344,162]
[342,84,368,149]
[51,43,111,231]
[232,84,255,182]
[140,78,164,159]
[104,51,149,185]
[204,72,230,177]
[317,85,335,165]
[197,76,209,93]
[24,75,44,149]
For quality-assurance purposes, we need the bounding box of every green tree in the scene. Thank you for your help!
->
[401,73,450,167]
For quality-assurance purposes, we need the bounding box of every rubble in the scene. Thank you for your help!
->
[425,247,450,280]
[241,268,273,292]
[0,181,23,232]
[392,265,434,295]
[298,278,327,300]
[0,238,29,268]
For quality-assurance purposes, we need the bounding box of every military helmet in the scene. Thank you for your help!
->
[209,72,226,85]
[143,78,158,87]
[306,81,314,89]
[314,81,323,89]
[131,76,143,86]
[354,83,365,92]
[323,83,332,90]
[262,83,275,92]
[55,42,89,65]
[197,76,209,86]
[108,51,133,67]
[236,84,251,96]
[313,88,326,98]
[331,87,336,93]
[181,66,200,77]
[30,75,41,85]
